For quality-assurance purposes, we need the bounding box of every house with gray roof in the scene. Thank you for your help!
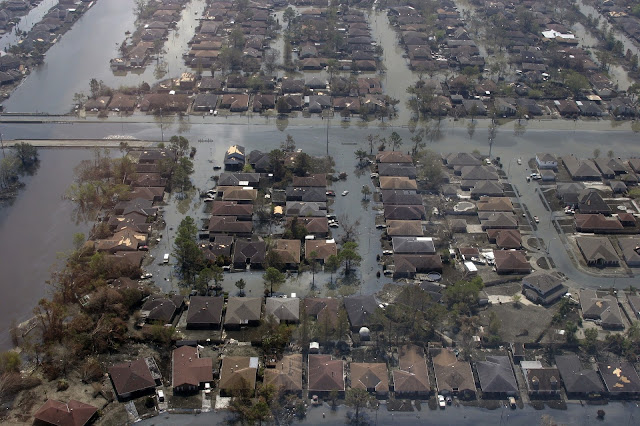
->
[344,295,378,330]
[479,212,518,230]
[577,189,611,215]
[557,182,585,206]
[265,297,300,324]
[224,297,262,328]
[475,356,518,396]
[536,153,558,170]
[392,236,435,254]
[555,354,604,397]
[576,236,620,267]
[562,156,601,181]
[522,272,567,305]
[598,360,640,396]
[579,289,624,329]
[618,237,640,267]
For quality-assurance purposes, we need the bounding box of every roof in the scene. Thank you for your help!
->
[386,220,424,237]
[555,354,604,394]
[292,174,327,187]
[597,361,640,393]
[562,156,601,180]
[536,153,557,163]
[219,356,258,391]
[305,240,337,261]
[344,295,378,328]
[476,356,518,394]
[210,201,254,217]
[494,250,531,273]
[265,297,300,323]
[431,348,476,394]
[186,296,224,327]
[575,213,623,231]
[476,196,514,212]
[393,344,430,394]
[618,237,640,266]
[381,190,422,205]
[522,272,564,296]
[285,201,327,217]
[208,216,253,234]
[378,163,417,178]
[471,180,504,197]
[288,216,329,235]
[263,354,303,392]
[224,297,262,326]
[108,359,156,397]
[308,354,345,392]
[376,151,413,163]
[351,363,389,393]
[445,152,482,167]
[379,176,418,190]
[579,289,624,328]
[460,165,499,181]
[392,236,435,254]
[384,205,426,221]
[523,367,561,393]
[141,294,183,323]
[304,297,340,325]
[486,229,522,249]
[272,239,302,265]
[576,236,620,265]
[33,399,97,426]
[233,240,266,265]
[577,189,611,214]
[172,346,213,388]
[221,188,258,202]
[218,172,261,186]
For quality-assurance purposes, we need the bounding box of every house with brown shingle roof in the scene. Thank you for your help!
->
[232,240,266,269]
[33,399,97,426]
[393,254,443,278]
[305,239,337,263]
[308,354,345,396]
[393,344,430,397]
[210,201,254,219]
[487,229,522,249]
[264,354,303,394]
[384,205,426,221]
[431,347,476,399]
[172,346,213,393]
[265,297,300,324]
[576,236,620,267]
[379,176,418,190]
[386,220,424,237]
[574,214,623,233]
[376,151,413,163]
[108,358,160,400]
[224,297,262,329]
[221,187,258,203]
[479,212,518,230]
[186,296,224,329]
[219,356,258,396]
[350,363,389,397]
[304,297,340,328]
[494,250,531,274]
[271,239,301,268]
[209,216,253,237]
[476,196,514,212]
[288,216,329,237]
[292,174,327,187]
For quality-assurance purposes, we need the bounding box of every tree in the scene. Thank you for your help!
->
[283,6,296,24]
[336,306,349,341]
[410,128,425,156]
[235,279,246,296]
[171,157,194,193]
[444,276,484,316]
[264,48,280,75]
[229,27,245,49]
[366,134,378,155]
[326,254,340,285]
[169,135,189,157]
[89,78,100,99]
[593,148,601,158]
[488,311,501,343]
[345,388,375,424]
[512,294,521,308]
[263,267,285,296]
[339,242,361,275]
[361,185,371,201]
[389,131,402,150]
[173,217,204,285]
[467,120,476,139]
[414,149,443,190]
[12,142,38,168]
[583,328,598,353]
[281,134,296,152]
[308,251,319,289]
[354,149,369,167]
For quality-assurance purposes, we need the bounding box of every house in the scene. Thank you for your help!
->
[271,239,301,268]
[285,201,327,217]
[305,239,337,263]
[520,362,561,397]
[292,174,327,187]
[186,296,224,329]
[289,216,329,237]
[220,94,249,111]
[376,151,413,163]
[219,356,258,396]
[265,297,300,324]
[33,399,97,426]
[232,240,266,268]
[521,272,567,305]
[618,237,640,267]
[304,297,340,327]
[444,152,482,168]
[381,190,422,205]
[610,180,627,194]
[494,250,531,274]
[386,220,424,237]
[140,294,183,324]
[95,229,148,253]
[576,236,620,267]
[479,212,518,230]
[221,188,258,203]
[224,297,262,329]
[460,165,499,182]
[574,214,623,233]
[253,94,276,112]
[475,356,518,396]
[487,229,522,249]
[577,189,611,215]
[384,205,426,221]
[344,295,378,330]
[627,293,640,320]
[108,93,136,111]
[430,347,476,399]
[350,363,389,397]
[557,182,586,206]
[210,201,253,220]
[393,255,443,278]
[476,196,514,212]
[208,216,253,237]
[172,346,213,393]
[562,157,601,181]
[619,212,638,227]
[555,100,580,116]
[379,176,418,190]
[594,157,627,177]
[285,186,327,202]
[192,93,218,111]
[471,181,504,198]
[308,354,345,396]
[392,236,435,254]
[392,344,430,397]
[378,163,417,178]
[281,78,305,93]
[536,153,558,170]
[108,358,160,400]
[224,145,245,170]
[555,354,604,397]
[597,360,640,396]
[264,354,303,394]
[579,289,624,329]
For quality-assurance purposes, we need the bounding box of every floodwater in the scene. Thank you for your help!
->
[576,0,640,58]
[0,148,92,350]
[0,0,60,52]
[3,0,207,114]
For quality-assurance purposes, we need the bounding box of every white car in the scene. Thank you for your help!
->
[382,250,393,255]
[438,394,446,408]
[342,190,349,196]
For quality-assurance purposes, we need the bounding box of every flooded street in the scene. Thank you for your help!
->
[3,0,207,114]
[0,148,92,350]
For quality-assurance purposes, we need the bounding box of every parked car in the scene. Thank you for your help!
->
[157,389,165,402]
[326,190,336,196]
[342,190,349,196]
[438,394,446,408]
[534,216,539,223]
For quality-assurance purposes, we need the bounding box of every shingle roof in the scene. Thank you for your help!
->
[351,363,389,393]
[555,354,604,394]
[393,344,430,394]
[186,296,224,327]
[219,356,258,391]
[264,354,303,392]
[33,399,97,426]
[431,348,476,394]
[344,295,377,328]
[224,297,262,326]
[476,356,518,394]
[308,355,345,392]
[108,359,156,397]
[265,297,300,323]
[172,346,213,388]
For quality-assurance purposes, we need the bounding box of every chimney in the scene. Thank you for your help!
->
[531,376,539,390]
[550,376,558,389]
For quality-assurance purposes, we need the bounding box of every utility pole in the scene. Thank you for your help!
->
[0,129,4,158]
[326,115,329,156]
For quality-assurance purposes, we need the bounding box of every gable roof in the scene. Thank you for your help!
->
[233,241,266,265]
[351,363,389,393]
[460,165,499,181]
[574,214,622,232]
[218,172,261,186]
[186,296,224,327]
[392,236,435,254]
[445,152,482,167]
[172,346,213,388]
[391,344,430,394]
[141,294,183,323]
[292,174,327,187]
[210,201,254,218]
[376,151,413,163]
[487,229,522,249]
[522,272,564,296]
[494,250,531,273]
[381,190,422,205]
[379,176,418,190]
[33,399,97,426]
[386,220,424,237]
[263,354,303,392]
[393,254,443,275]
[308,354,345,392]
[471,180,504,197]
[108,359,156,397]
[579,289,624,328]
[576,236,620,264]
[265,297,300,323]
[384,205,426,221]
[476,196,514,212]
[378,163,417,178]
[224,297,262,326]
[289,216,329,235]
[476,356,518,394]
[562,156,601,180]
[577,189,611,214]
[555,354,604,394]
[304,297,340,324]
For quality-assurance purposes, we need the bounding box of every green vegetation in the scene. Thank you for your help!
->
[264,267,285,296]
[173,216,204,286]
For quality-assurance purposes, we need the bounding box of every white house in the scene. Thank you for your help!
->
[536,153,558,170]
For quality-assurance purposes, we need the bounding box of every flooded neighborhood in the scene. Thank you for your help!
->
[1,1,640,426]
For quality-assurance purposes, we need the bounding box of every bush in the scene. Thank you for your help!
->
[57,379,69,391]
